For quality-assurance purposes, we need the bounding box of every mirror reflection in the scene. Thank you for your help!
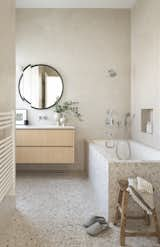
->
[19,64,64,109]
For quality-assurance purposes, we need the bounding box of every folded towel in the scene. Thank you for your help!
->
[127,177,154,215]
[137,176,153,194]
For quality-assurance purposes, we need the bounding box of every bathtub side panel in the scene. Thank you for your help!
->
[88,144,109,220]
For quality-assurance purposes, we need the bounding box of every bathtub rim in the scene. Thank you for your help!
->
[86,139,160,163]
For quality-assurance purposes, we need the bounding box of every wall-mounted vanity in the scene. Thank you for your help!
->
[16,126,75,164]
[16,64,76,165]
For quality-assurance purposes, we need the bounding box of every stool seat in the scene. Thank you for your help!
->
[114,179,160,246]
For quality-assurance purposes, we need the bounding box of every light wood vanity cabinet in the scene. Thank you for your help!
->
[16,128,75,164]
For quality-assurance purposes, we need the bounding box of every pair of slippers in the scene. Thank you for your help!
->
[83,216,110,236]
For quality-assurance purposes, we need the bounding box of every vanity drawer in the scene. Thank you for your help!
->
[16,129,75,147]
[16,147,74,164]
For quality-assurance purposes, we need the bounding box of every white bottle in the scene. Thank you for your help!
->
[146,121,152,134]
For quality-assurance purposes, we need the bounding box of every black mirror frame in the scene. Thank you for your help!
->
[18,64,64,110]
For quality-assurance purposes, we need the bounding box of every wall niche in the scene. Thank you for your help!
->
[141,109,153,134]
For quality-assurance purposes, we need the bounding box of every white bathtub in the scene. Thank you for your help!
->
[87,139,160,222]
[92,139,160,162]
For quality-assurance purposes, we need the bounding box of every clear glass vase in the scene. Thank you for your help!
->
[54,112,61,126]
[59,113,66,126]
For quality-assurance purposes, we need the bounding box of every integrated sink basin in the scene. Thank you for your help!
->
[16,125,75,129]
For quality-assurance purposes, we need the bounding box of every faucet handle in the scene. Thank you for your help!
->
[38,115,48,120]
[38,115,42,120]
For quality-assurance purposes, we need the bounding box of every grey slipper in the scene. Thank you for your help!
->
[86,221,110,236]
[83,216,106,228]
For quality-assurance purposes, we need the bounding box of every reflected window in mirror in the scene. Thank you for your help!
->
[18,64,64,109]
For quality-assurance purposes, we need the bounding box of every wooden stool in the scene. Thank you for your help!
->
[114,180,160,246]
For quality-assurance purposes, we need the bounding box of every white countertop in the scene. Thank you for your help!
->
[16,125,75,130]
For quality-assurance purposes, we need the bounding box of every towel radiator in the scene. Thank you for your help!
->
[0,111,15,203]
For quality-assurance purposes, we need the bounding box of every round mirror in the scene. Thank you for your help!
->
[18,64,64,109]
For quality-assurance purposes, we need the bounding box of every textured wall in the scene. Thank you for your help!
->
[131,0,160,149]
[16,9,131,170]
[0,0,15,112]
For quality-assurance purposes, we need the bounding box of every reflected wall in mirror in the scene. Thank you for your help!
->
[18,64,64,109]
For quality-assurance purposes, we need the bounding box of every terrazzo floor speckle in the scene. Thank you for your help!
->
[0,172,159,247]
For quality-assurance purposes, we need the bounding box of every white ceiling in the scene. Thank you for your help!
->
[16,0,136,9]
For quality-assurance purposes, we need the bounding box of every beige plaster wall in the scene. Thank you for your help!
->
[131,0,160,149]
[0,0,15,111]
[16,9,131,170]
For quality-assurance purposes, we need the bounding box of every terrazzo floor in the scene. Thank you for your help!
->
[0,172,159,247]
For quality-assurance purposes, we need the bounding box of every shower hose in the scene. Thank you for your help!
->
[115,140,131,160]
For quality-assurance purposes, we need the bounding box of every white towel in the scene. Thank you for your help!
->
[137,177,153,194]
[127,177,154,215]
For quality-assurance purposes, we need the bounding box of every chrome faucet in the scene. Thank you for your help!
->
[105,110,114,127]
[124,113,131,127]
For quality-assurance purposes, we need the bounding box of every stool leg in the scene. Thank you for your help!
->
[152,209,160,243]
[114,189,123,225]
[144,211,150,226]
[114,205,119,226]
[120,191,129,247]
